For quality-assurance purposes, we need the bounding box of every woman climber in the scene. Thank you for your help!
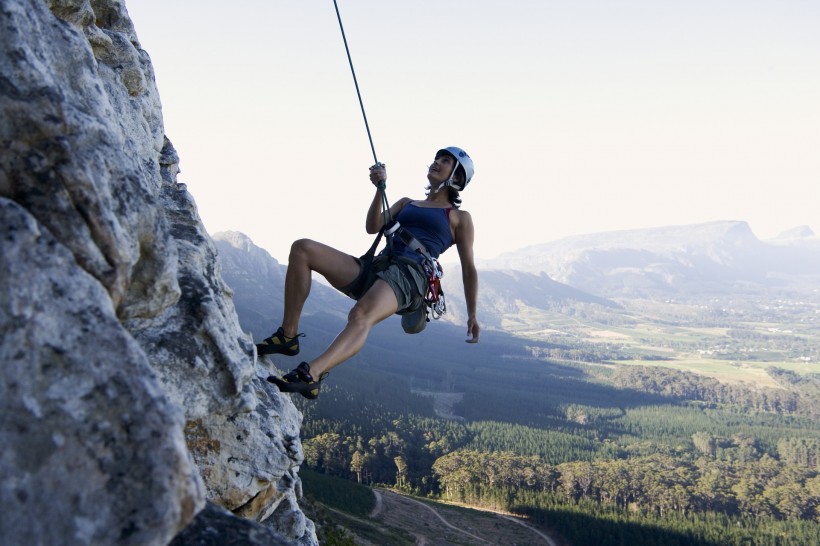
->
[257,147,480,399]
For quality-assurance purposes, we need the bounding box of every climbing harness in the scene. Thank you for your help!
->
[333,0,446,330]
[392,224,446,318]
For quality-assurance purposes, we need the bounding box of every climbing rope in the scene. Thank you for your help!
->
[332,0,392,228]
[332,1,446,324]
[333,0,378,166]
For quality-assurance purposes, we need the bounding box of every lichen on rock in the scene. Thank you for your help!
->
[0,1,315,544]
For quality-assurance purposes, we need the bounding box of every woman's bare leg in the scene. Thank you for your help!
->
[281,239,361,337]
[307,279,398,378]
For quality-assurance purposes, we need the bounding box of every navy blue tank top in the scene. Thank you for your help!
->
[382,203,454,263]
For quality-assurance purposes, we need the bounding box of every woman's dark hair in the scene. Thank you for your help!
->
[425,184,462,208]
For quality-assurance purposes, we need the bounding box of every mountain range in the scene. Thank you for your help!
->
[214,220,820,339]
[477,220,820,300]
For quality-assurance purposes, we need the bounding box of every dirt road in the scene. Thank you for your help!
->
[370,488,558,546]
[411,391,465,421]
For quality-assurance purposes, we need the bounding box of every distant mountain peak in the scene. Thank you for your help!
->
[489,220,759,264]
[213,230,255,250]
[772,225,815,240]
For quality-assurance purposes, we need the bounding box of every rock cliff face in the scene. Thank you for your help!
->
[0,1,315,544]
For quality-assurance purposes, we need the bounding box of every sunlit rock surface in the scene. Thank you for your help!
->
[0,0,315,544]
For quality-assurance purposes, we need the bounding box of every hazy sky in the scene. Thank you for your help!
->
[128,0,819,263]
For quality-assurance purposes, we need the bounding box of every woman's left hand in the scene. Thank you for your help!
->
[466,317,480,343]
[369,163,386,186]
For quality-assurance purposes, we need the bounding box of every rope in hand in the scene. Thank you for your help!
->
[332,0,392,227]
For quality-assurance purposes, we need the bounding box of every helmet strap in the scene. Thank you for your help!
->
[434,158,461,193]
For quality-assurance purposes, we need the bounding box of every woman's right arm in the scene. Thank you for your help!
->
[365,163,409,233]
[366,193,410,234]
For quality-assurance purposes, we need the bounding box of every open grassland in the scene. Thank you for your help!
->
[615,358,786,388]
[508,299,819,386]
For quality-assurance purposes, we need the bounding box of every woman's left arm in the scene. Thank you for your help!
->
[454,210,480,343]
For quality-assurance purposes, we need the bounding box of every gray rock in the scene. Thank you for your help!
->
[1,0,316,544]
[2,0,177,317]
[0,198,204,545]
[188,366,304,519]
[123,168,258,419]
[169,502,305,546]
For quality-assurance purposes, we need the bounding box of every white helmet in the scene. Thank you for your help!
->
[436,147,474,191]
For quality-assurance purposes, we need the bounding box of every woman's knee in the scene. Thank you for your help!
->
[347,282,398,326]
[289,239,360,287]
[289,238,317,263]
[347,304,371,328]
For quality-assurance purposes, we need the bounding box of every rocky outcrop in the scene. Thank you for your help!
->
[1,1,315,544]
[169,502,294,546]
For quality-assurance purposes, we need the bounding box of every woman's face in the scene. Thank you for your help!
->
[427,154,460,186]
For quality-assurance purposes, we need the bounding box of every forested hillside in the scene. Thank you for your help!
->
[294,357,820,545]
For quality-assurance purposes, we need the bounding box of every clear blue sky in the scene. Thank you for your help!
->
[128,0,819,263]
